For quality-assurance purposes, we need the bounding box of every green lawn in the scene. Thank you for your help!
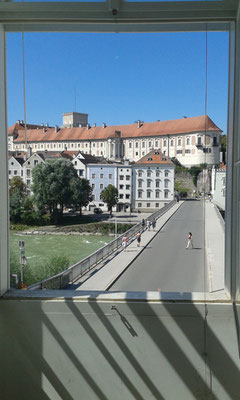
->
[10,233,112,268]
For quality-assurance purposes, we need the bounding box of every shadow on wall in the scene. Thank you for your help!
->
[0,292,240,399]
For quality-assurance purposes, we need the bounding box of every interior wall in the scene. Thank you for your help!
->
[0,298,239,400]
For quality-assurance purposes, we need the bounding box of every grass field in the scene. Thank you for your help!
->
[10,233,112,268]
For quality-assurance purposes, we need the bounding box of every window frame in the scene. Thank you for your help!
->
[0,2,238,298]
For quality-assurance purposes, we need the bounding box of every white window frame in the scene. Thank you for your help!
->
[0,1,239,300]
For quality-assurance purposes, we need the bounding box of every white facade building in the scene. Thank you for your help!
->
[8,114,222,167]
[132,150,174,211]
[8,155,24,181]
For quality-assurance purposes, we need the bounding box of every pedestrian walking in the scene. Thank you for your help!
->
[122,235,127,251]
[136,232,141,247]
[186,232,194,249]
[152,219,156,230]
[147,220,151,231]
[141,218,145,229]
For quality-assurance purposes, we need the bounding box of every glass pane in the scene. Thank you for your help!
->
[7,31,228,293]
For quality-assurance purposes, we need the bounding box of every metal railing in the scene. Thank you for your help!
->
[28,200,176,290]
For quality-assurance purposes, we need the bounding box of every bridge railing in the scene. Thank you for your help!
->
[28,200,176,290]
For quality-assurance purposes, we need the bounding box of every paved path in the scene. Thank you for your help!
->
[110,200,208,292]
[73,202,182,291]
[70,200,224,294]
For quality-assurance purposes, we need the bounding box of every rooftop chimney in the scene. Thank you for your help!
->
[55,125,58,133]
[86,124,90,130]
[46,123,49,127]
[43,127,46,133]
[41,123,44,126]
[102,123,106,128]
[16,120,21,124]
[93,123,96,128]
[79,124,82,128]
[137,120,141,128]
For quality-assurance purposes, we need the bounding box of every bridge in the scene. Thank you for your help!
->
[28,199,224,294]
[68,199,224,294]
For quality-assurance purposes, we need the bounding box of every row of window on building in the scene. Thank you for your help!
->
[127,136,218,149]
[138,179,170,188]
[137,202,169,208]
[91,173,131,180]
[138,170,169,177]
[138,190,170,199]
[10,136,218,152]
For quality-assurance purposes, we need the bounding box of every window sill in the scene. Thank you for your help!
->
[3,288,230,303]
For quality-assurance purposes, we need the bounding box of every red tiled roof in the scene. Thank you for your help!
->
[8,123,24,136]
[11,115,222,143]
[136,150,173,165]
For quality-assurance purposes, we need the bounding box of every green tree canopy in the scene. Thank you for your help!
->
[9,177,28,223]
[189,166,202,186]
[9,187,23,223]
[72,178,92,215]
[32,159,78,223]
[100,184,118,216]
[221,134,227,153]
[9,176,27,197]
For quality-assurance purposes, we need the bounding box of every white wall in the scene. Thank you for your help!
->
[0,295,239,400]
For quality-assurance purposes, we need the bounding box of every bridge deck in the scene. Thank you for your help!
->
[71,200,224,294]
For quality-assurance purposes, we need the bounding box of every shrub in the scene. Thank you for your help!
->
[10,250,70,287]
[189,166,202,186]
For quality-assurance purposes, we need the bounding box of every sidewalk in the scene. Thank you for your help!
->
[75,202,183,291]
[204,201,225,292]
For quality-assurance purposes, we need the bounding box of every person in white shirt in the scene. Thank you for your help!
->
[186,232,194,249]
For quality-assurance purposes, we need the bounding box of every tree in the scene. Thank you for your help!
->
[171,157,183,167]
[9,187,23,223]
[32,159,78,224]
[9,177,28,223]
[189,166,202,186]
[100,184,118,216]
[9,176,27,197]
[220,134,227,153]
[72,178,92,215]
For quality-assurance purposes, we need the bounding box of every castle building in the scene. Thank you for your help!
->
[8,113,222,167]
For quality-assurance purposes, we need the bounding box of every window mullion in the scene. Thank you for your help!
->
[0,24,9,296]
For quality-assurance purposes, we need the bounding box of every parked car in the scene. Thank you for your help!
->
[93,207,103,214]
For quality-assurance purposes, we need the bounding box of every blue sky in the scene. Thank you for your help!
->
[6,31,228,133]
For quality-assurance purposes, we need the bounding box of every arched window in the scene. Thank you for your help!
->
[164,170,170,177]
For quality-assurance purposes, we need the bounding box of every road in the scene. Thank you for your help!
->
[109,200,208,293]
